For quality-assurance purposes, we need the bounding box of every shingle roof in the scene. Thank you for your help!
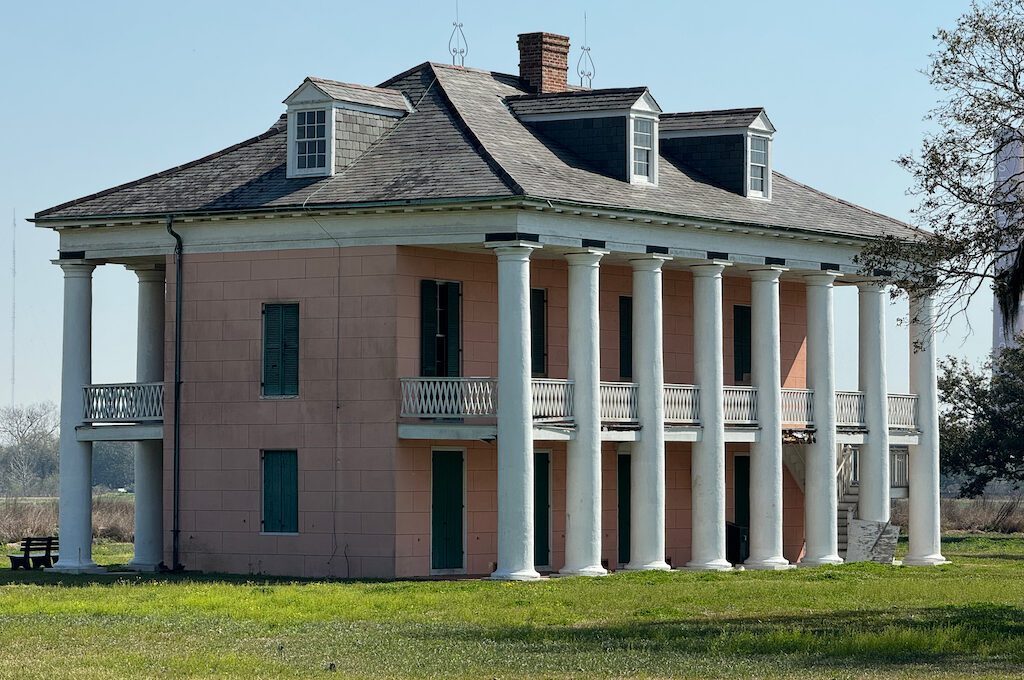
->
[36,62,915,241]
[506,87,652,116]
[303,76,411,112]
[660,107,766,132]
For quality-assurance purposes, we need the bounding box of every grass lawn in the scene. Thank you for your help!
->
[1,535,1023,679]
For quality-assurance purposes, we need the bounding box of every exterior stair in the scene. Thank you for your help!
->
[837,484,858,558]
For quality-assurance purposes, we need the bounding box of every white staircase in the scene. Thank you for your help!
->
[836,445,858,559]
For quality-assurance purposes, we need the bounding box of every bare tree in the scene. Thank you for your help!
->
[858,0,1024,329]
[0,403,59,497]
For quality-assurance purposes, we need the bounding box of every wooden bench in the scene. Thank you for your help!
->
[7,537,59,570]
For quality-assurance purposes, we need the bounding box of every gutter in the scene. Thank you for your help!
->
[165,215,185,571]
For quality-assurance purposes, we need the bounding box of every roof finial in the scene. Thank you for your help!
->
[577,11,595,88]
[448,0,468,66]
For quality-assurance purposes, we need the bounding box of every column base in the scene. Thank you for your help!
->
[902,554,950,567]
[743,556,794,571]
[48,561,105,575]
[622,560,671,572]
[125,560,163,573]
[558,564,608,577]
[799,554,844,567]
[488,567,542,581]
[683,558,733,572]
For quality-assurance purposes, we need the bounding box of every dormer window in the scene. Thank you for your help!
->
[633,118,654,180]
[296,110,327,170]
[749,135,769,196]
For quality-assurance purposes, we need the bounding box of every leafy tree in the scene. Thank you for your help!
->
[858,0,1024,327]
[92,441,135,491]
[940,343,1024,496]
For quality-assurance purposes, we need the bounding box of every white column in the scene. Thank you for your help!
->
[51,262,100,573]
[489,242,541,581]
[625,254,671,571]
[686,262,732,571]
[745,268,792,570]
[801,272,844,566]
[561,249,608,576]
[858,282,891,523]
[127,266,166,571]
[905,292,949,566]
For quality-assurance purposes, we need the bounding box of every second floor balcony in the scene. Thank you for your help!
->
[399,377,919,432]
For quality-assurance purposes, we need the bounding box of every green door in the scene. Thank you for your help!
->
[618,454,631,566]
[534,451,550,568]
[735,455,750,529]
[431,451,464,570]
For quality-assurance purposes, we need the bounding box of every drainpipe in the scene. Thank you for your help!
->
[165,215,184,571]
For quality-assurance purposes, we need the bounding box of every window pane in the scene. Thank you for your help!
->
[316,110,325,123]
[316,124,325,138]
[751,136,767,152]
[636,118,653,134]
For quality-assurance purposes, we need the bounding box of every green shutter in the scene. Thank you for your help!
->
[263,450,298,533]
[282,304,299,395]
[734,305,752,382]
[263,304,299,396]
[444,282,461,377]
[420,280,439,376]
[431,451,464,570]
[534,451,550,567]
[619,296,633,380]
[618,454,631,565]
[531,289,546,376]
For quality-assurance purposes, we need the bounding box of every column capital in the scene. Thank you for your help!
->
[565,249,608,267]
[54,261,96,278]
[690,261,731,277]
[749,266,788,282]
[127,264,167,282]
[856,279,887,293]
[629,253,671,271]
[485,240,542,260]
[804,271,842,287]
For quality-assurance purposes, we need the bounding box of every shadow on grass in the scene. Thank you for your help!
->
[387,603,1024,673]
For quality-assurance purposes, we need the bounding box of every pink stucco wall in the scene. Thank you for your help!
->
[166,244,809,578]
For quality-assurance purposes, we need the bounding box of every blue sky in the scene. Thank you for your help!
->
[0,0,990,405]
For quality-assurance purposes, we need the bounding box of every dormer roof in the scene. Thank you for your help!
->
[660,107,775,134]
[284,76,411,115]
[506,87,661,117]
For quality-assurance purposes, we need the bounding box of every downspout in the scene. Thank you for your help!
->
[165,215,184,571]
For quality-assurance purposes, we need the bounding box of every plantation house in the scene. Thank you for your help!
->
[34,32,947,579]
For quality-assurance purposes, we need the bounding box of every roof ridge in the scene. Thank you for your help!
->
[36,117,287,219]
[662,107,764,118]
[773,171,918,232]
[505,86,648,101]
[307,75,403,95]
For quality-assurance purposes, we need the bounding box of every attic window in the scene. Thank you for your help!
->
[633,118,654,181]
[749,135,769,197]
[296,110,327,170]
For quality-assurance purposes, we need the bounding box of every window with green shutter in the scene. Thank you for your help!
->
[531,288,547,377]
[263,303,299,396]
[420,280,461,377]
[733,305,752,384]
[619,296,633,380]
[262,450,298,533]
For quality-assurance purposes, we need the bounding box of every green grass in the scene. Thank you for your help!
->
[2,535,1023,679]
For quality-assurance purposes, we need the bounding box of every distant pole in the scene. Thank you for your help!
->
[9,209,14,404]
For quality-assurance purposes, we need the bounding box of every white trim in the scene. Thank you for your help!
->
[429,447,467,576]
[515,109,632,122]
[286,107,335,179]
[745,132,772,200]
[659,127,753,139]
[628,113,659,186]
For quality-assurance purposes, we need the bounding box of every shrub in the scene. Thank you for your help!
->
[0,496,135,544]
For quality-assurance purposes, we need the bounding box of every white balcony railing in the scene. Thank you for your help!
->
[532,378,574,422]
[781,388,814,427]
[400,377,497,418]
[83,382,164,424]
[664,384,700,425]
[600,381,638,423]
[723,386,758,426]
[887,394,919,430]
[836,391,866,428]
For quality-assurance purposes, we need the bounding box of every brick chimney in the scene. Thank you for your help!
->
[517,32,570,94]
